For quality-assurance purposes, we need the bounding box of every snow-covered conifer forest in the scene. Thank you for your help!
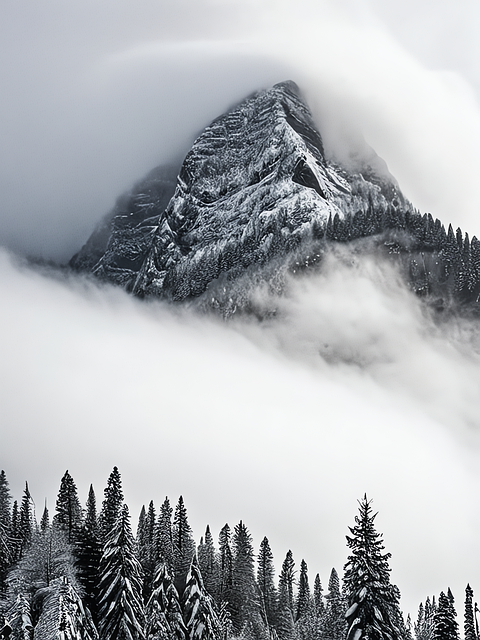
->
[0,468,473,640]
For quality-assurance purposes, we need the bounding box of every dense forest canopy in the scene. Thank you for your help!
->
[0,468,475,640]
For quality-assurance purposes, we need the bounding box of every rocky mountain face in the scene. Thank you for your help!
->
[70,81,480,315]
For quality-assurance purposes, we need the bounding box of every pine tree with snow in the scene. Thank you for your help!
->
[10,499,21,563]
[144,562,176,640]
[343,495,401,640]
[19,483,34,560]
[137,501,157,601]
[313,574,324,618]
[296,560,311,622]
[197,526,216,600]
[230,521,258,634]
[217,525,233,607]
[98,467,124,543]
[257,537,277,630]
[0,471,12,594]
[465,584,476,640]
[433,591,458,640]
[31,576,98,640]
[183,554,220,640]
[75,485,102,623]
[278,551,295,619]
[155,498,174,578]
[172,497,195,594]
[276,552,296,640]
[323,568,345,640]
[97,504,145,640]
[415,598,436,640]
[39,504,50,533]
[53,470,83,543]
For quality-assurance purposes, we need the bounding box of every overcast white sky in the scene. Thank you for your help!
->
[1,0,480,621]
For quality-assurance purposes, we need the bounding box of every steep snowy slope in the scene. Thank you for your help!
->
[71,81,407,305]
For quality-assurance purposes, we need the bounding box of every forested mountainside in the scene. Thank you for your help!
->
[0,468,474,640]
[70,81,480,316]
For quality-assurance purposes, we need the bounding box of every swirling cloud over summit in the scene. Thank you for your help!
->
[1,0,480,260]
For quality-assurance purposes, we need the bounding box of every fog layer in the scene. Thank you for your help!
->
[1,248,480,617]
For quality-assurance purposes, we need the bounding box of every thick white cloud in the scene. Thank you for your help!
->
[2,248,480,616]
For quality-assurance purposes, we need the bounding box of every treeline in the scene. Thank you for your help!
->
[310,202,480,310]
[0,468,475,640]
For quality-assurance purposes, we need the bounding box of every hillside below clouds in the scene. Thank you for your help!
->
[70,81,480,316]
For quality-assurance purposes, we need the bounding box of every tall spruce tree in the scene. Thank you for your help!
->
[0,470,12,594]
[343,495,401,640]
[198,525,217,599]
[75,484,102,623]
[155,498,174,577]
[313,573,325,619]
[433,591,458,640]
[53,470,83,543]
[296,560,311,622]
[323,568,344,640]
[99,466,124,542]
[19,482,34,559]
[257,536,277,629]
[97,504,145,640]
[183,554,219,640]
[465,584,476,640]
[172,496,195,594]
[217,524,233,607]
[230,521,259,635]
[277,551,296,640]
[145,562,184,640]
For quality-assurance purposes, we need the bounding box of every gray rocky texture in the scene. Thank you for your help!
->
[70,81,407,306]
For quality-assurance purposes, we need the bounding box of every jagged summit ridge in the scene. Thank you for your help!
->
[71,81,402,302]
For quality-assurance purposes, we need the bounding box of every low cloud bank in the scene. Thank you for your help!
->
[1,248,480,616]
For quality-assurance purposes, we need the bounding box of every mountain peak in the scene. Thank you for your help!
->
[71,80,404,306]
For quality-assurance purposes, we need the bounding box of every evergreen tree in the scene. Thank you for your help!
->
[323,568,344,640]
[433,591,458,640]
[0,470,12,594]
[97,504,145,640]
[137,501,157,601]
[155,498,174,577]
[32,576,98,640]
[313,573,325,619]
[53,470,83,543]
[465,584,476,640]
[230,521,260,635]
[172,497,195,593]
[144,561,186,640]
[416,597,437,640]
[99,466,124,542]
[257,537,277,629]
[343,495,401,640]
[296,560,311,622]
[278,551,295,618]
[0,470,12,532]
[217,524,233,607]
[183,554,219,640]
[19,482,34,559]
[198,525,216,599]
[276,552,296,640]
[40,503,50,532]
[76,484,102,623]
[10,499,21,563]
